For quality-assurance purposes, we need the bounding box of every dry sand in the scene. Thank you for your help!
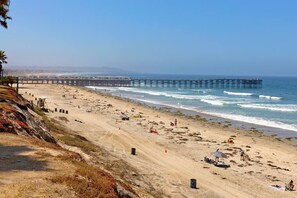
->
[19,84,297,198]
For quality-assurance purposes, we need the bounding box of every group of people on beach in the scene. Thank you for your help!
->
[150,118,178,134]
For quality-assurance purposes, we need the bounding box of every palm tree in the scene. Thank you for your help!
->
[0,0,11,28]
[0,50,7,80]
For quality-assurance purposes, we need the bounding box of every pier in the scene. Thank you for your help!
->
[131,79,262,89]
[17,76,262,89]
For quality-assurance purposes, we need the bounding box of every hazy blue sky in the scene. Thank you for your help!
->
[1,0,297,76]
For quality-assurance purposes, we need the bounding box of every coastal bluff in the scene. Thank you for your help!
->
[0,86,55,143]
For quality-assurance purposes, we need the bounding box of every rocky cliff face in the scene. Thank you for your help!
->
[0,86,56,143]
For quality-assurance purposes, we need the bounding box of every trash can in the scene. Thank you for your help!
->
[131,148,136,155]
[66,110,68,114]
[190,179,197,189]
[55,108,57,112]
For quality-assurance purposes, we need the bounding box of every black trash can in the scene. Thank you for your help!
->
[59,109,62,113]
[62,109,65,113]
[55,108,57,112]
[190,179,197,189]
[66,110,68,114]
[131,148,136,155]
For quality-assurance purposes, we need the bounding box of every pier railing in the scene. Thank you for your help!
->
[17,76,262,89]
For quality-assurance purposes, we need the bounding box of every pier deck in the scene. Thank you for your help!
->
[16,76,262,89]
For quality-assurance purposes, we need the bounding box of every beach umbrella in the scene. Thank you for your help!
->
[212,150,227,159]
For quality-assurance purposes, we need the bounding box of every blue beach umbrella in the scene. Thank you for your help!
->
[212,150,227,159]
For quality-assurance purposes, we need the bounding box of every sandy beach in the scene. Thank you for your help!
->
[19,84,297,198]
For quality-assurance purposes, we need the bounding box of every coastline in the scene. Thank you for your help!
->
[87,87,297,140]
[18,84,297,198]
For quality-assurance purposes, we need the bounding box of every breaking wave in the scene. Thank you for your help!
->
[259,95,282,100]
[239,104,297,112]
[207,112,297,132]
[201,99,224,106]
[224,91,254,96]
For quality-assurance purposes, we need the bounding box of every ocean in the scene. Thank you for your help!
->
[85,75,297,138]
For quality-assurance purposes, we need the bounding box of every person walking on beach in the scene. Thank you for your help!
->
[174,118,177,127]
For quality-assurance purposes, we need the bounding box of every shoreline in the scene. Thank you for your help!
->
[18,84,297,198]
[87,87,297,140]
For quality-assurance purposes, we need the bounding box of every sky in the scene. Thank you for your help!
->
[1,0,297,76]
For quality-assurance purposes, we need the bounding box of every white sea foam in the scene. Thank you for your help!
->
[193,89,209,94]
[259,95,282,100]
[134,98,200,112]
[86,86,118,92]
[134,98,167,106]
[206,112,297,132]
[118,87,206,100]
[135,98,297,132]
[201,99,224,106]
[239,104,297,112]
[118,87,244,106]
[200,95,247,106]
[224,91,254,96]
[87,86,296,132]
[89,86,213,100]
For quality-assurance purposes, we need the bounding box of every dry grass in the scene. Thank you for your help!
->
[29,137,61,150]
[58,134,97,154]
[35,151,54,158]
[42,117,66,134]
[58,116,69,122]
[33,105,46,116]
[51,161,118,198]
